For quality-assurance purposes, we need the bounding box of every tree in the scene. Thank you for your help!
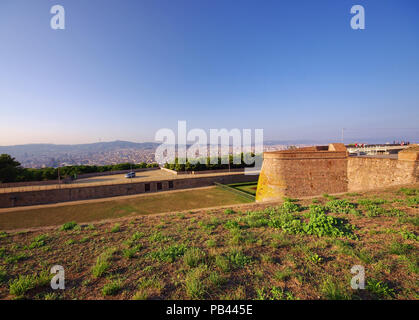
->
[0,154,23,183]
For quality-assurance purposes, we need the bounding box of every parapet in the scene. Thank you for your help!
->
[398,145,419,161]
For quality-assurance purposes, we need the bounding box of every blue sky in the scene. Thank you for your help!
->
[0,0,418,145]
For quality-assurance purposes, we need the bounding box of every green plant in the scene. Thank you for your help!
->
[92,248,116,278]
[110,224,121,233]
[274,267,293,281]
[29,234,49,249]
[303,207,356,239]
[400,230,418,241]
[227,248,252,268]
[326,199,356,214]
[183,248,206,268]
[59,221,78,231]
[366,279,395,299]
[102,279,122,296]
[185,265,208,299]
[148,231,172,243]
[398,187,419,196]
[150,244,187,262]
[215,255,230,272]
[308,253,324,264]
[224,208,235,214]
[131,231,144,241]
[0,266,6,283]
[406,196,419,207]
[389,241,413,255]
[320,277,349,300]
[123,244,143,259]
[205,239,216,248]
[9,270,51,297]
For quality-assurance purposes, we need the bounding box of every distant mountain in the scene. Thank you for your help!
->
[0,140,159,155]
[0,141,160,168]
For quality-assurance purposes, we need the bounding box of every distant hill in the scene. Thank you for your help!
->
[0,140,159,155]
[0,141,160,168]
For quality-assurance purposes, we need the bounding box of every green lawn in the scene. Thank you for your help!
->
[0,187,251,230]
[227,182,258,196]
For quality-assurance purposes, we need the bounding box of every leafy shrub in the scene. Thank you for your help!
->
[303,207,356,239]
[224,208,235,214]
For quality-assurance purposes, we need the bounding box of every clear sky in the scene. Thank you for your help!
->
[0,0,418,145]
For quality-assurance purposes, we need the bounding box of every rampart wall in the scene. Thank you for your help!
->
[0,173,258,208]
[256,144,419,201]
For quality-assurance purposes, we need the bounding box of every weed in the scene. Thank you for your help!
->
[29,234,49,249]
[274,267,293,281]
[228,248,252,268]
[92,247,117,278]
[185,265,208,299]
[389,241,413,255]
[102,279,122,296]
[150,244,187,262]
[59,221,78,231]
[215,255,230,272]
[320,277,349,300]
[183,248,206,268]
[366,279,395,299]
[326,199,356,214]
[9,270,51,297]
[0,266,6,283]
[123,244,143,259]
[206,239,216,248]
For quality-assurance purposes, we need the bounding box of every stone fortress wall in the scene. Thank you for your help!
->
[256,143,419,202]
[0,173,258,208]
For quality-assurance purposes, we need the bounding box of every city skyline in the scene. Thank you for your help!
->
[1,0,418,145]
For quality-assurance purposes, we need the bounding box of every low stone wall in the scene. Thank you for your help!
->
[0,173,258,208]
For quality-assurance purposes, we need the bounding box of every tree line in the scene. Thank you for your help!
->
[0,154,159,183]
[163,153,260,172]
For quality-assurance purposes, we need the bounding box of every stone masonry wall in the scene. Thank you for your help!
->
[0,173,258,208]
[347,157,418,192]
